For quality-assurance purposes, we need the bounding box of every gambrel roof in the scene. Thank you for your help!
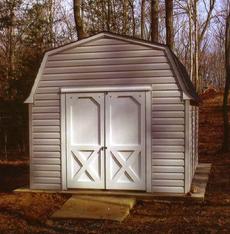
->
[25,32,199,103]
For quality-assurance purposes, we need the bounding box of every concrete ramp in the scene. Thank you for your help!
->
[51,195,136,222]
[190,163,212,199]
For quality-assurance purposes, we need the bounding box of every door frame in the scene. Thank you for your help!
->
[60,85,152,192]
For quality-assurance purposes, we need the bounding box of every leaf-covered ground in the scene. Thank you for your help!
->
[0,92,229,234]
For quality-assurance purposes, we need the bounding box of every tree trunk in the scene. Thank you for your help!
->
[197,0,216,92]
[141,0,145,39]
[194,0,199,92]
[151,0,159,43]
[107,0,111,32]
[122,0,128,34]
[73,0,85,39]
[165,0,174,50]
[188,0,193,80]
[129,0,136,37]
[223,11,230,152]
[47,0,55,47]
[7,6,16,82]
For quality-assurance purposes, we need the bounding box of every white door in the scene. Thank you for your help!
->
[105,92,146,190]
[66,93,105,189]
[65,91,146,190]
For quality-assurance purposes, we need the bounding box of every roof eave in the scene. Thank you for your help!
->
[24,53,49,104]
[164,47,199,103]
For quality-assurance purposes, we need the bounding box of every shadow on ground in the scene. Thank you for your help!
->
[0,162,29,192]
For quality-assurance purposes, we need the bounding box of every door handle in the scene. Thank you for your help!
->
[98,146,107,153]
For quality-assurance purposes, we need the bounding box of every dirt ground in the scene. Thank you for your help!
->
[0,92,229,234]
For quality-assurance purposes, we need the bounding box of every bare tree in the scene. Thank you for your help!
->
[122,0,128,34]
[193,0,199,90]
[196,0,216,92]
[223,11,230,152]
[174,0,216,90]
[7,4,16,81]
[141,0,145,39]
[107,0,111,31]
[188,0,193,79]
[129,0,136,37]
[165,0,174,50]
[73,0,85,39]
[151,0,159,43]
[198,0,215,48]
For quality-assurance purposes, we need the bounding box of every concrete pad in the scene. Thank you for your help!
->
[14,188,186,200]
[190,163,212,200]
[51,195,136,222]
[75,195,136,209]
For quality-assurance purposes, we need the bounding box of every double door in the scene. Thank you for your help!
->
[66,91,146,190]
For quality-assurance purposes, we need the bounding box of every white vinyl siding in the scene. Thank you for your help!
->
[152,85,185,193]
[30,36,186,192]
[184,104,199,193]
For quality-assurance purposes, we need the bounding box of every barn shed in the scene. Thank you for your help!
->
[25,32,199,194]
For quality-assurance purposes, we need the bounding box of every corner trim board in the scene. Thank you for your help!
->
[29,104,33,188]
[61,93,67,190]
[146,91,152,192]
[184,100,191,193]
